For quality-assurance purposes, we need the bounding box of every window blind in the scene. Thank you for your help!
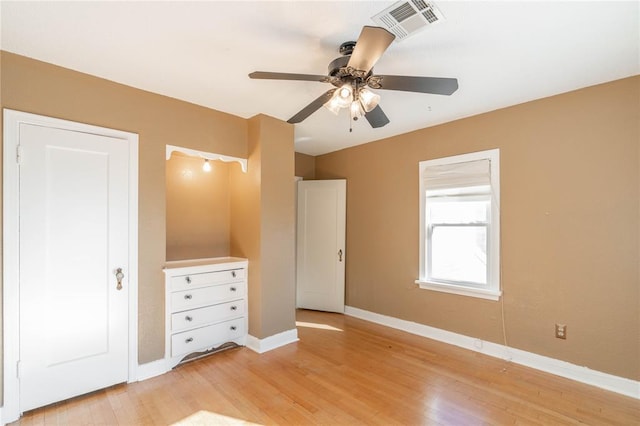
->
[423,159,491,192]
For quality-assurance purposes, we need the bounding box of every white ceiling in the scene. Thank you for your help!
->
[2,1,638,155]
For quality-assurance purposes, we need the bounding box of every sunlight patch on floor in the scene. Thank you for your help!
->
[172,410,261,425]
[295,321,343,331]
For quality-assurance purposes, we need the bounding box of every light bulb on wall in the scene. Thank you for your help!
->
[202,159,212,172]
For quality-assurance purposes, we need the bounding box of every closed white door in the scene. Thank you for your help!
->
[18,123,130,411]
[296,180,346,313]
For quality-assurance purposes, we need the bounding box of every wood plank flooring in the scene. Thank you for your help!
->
[12,309,640,425]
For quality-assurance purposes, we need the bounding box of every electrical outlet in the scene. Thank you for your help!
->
[555,324,567,339]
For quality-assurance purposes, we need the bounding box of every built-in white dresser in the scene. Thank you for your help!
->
[164,257,248,368]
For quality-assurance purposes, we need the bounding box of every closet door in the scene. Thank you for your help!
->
[18,122,131,412]
[296,179,346,313]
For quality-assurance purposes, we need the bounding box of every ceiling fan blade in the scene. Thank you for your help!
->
[364,105,390,128]
[347,26,395,74]
[249,71,329,83]
[287,89,337,124]
[375,75,459,95]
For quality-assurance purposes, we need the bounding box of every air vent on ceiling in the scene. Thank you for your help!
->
[372,0,445,41]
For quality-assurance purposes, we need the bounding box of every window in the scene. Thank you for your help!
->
[416,149,501,300]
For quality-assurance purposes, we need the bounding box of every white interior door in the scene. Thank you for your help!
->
[296,179,346,313]
[18,123,130,412]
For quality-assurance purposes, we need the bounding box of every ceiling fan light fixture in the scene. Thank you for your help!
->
[324,96,342,115]
[350,100,365,119]
[336,84,353,106]
[358,87,380,112]
[324,84,354,114]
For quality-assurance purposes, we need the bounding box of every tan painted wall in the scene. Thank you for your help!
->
[0,51,248,375]
[230,117,264,336]
[315,76,640,381]
[295,151,316,179]
[257,116,296,338]
[166,152,232,260]
[230,115,296,338]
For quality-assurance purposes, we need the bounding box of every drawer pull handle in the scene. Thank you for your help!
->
[185,276,191,284]
[230,326,237,331]
[231,270,237,278]
[230,286,237,292]
[185,315,193,321]
[230,305,237,311]
[185,337,193,343]
[184,294,193,300]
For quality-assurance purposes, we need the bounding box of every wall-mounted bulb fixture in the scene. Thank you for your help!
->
[167,145,248,173]
[202,159,212,172]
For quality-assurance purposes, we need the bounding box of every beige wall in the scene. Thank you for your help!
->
[230,115,296,338]
[0,51,248,372]
[315,76,640,381]
[257,116,296,337]
[229,116,264,336]
[295,151,316,179]
[166,152,232,260]
[1,53,298,405]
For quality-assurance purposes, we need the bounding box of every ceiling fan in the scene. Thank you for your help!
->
[249,26,458,129]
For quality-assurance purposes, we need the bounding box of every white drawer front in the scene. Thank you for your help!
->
[171,268,245,291]
[171,300,245,332]
[171,318,245,357]
[171,282,245,312]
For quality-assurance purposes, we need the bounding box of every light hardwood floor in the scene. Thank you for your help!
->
[13,309,640,425]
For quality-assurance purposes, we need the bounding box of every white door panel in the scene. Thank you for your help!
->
[296,180,346,313]
[19,124,129,411]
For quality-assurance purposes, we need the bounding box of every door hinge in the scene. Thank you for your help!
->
[16,144,23,165]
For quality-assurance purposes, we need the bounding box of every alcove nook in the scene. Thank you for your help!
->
[165,145,247,261]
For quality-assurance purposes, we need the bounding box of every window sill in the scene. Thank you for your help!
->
[415,280,501,301]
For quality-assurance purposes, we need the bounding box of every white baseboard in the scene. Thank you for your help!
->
[135,329,300,383]
[136,358,169,382]
[246,328,299,354]
[345,305,639,399]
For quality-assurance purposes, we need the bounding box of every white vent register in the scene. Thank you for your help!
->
[372,0,445,41]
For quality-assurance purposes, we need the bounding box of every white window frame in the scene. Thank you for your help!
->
[416,149,501,300]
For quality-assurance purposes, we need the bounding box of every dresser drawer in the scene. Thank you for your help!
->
[171,300,245,332]
[171,282,245,312]
[170,268,245,291]
[171,318,245,357]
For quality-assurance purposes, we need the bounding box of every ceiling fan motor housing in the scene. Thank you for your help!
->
[328,47,373,88]
[328,56,350,77]
[339,41,357,56]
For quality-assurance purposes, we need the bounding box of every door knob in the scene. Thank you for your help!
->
[115,268,124,290]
